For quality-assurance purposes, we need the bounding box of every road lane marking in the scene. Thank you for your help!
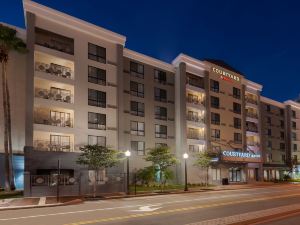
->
[63,192,300,225]
[130,205,162,212]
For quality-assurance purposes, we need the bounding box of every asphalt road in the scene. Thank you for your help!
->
[1,184,300,225]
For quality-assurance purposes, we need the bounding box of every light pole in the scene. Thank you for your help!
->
[125,150,131,195]
[183,153,189,191]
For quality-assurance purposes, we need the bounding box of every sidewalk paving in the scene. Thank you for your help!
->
[0,182,291,211]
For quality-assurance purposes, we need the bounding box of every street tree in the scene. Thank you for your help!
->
[0,24,27,191]
[194,151,213,186]
[76,145,121,197]
[145,146,178,190]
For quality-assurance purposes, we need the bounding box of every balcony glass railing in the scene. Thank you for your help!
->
[186,97,205,106]
[246,112,258,119]
[187,133,204,140]
[33,140,73,152]
[35,88,73,103]
[187,115,204,123]
[246,97,258,105]
[246,126,258,133]
[35,61,73,79]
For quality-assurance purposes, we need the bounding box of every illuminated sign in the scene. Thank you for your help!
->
[222,151,260,158]
[212,67,240,82]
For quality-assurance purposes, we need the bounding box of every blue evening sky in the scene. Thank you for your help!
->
[1,0,300,102]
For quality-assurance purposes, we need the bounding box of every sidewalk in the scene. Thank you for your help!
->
[0,182,290,210]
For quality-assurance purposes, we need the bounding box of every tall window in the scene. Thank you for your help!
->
[267,129,272,136]
[154,87,167,102]
[294,144,297,152]
[88,112,106,130]
[187,128,202,140]
[50,135,71,151]
[211,112,220,125]
[130,81,144,98]
[130,121,145,136]
[234,117,241,129]
[267,117,271,125]
[88,66,106,85]
[292,110,296,118]
[88,135,106,146]
[211,96,219,109]
[280,108,284,116]
[267,141,272,149]
[131,141,145,156]
[155,106,167,120]
[130,61,144,78]
[292,121,297,129]
[280,120,284,129]
[210,79,219,92]
[280,143,285,151]
[233,87,241,99]
[211,129,220,140]
[88,89,106,108]
[155,124,167,138]
[187,73,204,89]
[292,132,297,141]
[234,133,242,144]
[266,105,271,112]
[233,102,241,114]
[154,69,166,83]
[88,43,106,63]
[280,131,285,140]
[130,101,145,117]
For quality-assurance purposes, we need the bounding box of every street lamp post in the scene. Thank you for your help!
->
[125,150,131,195]
[183,153,189,191]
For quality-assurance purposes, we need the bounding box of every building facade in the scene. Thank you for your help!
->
[0,0,299,194]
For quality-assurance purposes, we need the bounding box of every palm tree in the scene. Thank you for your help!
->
[0,24,26,191]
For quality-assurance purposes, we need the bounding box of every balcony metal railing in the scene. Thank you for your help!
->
[33,140,73,152]
[246,112,258,119]
[187,115,204,123]
[187,133,204,140]
[35,61,73,79]
[35,88,73,103]
[34,112,73,128]
[247,141,260,146]
[186,97,205,106]
[246,126,258,133]
[246,97,258,105]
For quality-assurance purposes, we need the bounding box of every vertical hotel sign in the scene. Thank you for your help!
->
[212,67,240,83]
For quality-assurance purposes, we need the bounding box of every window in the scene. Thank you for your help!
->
[282,154,286,163]
[50,135,71,151]
[211,96,219,109]
[211,168,221,181]
[88,135,106,146]
[266,153,272,162]
[234,117,241,129]
[88,112,106,130]
[130,61,144,78]
[292,121,297,129]
[130,101,144,117]
[211,112,220,125]
[280,143,285,151]
[130,121,145,136]
[88,89,106,108]
[267,129,272,136]
[292,132,297,141]
[267,105,271,112]
[155,106,167,120]
[187,128,202,140]
[188,145,204,153]
[155,124,167,138]
[187,111,201,122]
[154,87,167,102]
[130,81,144,98]
[233,102,241,114]
[131,141,145,156]
[234,133,242,144]
[267,141,272,149]
[292,110,296,118]
[154,69,166,83]
[280,109,284,116]
[294,144,297,152]
[155,143,168,148]
[211,129,220,140]
[233,87,241,99]
[280,132,285,140]
[88,66,106,85]
[280,120,284,129]
[88,43,106,63]
[210,79,219,92]
[267,117,271,125]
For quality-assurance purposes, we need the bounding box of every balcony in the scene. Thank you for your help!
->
[247,141,260,146]
[187,115,204,123]
[34,110,73,128]
[187,131,204,140]
[35,61,73,80]
[246,97,258,105]
[186,97,205,107]
[246,126,258,133]
[35,87,73,103]
[33,140,73,152]
[246,112,258,119]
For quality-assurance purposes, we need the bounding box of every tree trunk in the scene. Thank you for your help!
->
[4,60,15,190]
[206,167,209,187]
[1,61,10,191]
[93,170,97,198]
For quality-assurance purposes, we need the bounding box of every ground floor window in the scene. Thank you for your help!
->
[211,168,221,181]
[229,167,241,182]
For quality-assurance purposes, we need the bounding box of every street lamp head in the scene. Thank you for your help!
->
[183,153,189,159]
[125,150,131,157]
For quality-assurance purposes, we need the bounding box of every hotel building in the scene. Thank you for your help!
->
[0,0,299,194]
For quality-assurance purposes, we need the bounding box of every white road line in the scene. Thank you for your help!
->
[0,186,299,221]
